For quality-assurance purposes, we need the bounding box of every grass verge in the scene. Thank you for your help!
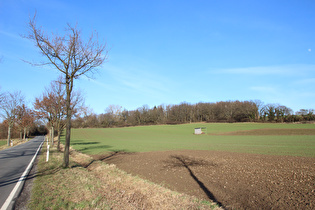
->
[28,141,221,209]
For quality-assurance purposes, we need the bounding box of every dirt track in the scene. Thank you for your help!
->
[103,150,315,209]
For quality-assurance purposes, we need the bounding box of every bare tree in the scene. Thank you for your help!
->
[0,91,25,146]
[34,78,66,146]
[26,15,108,167]
[35,77,84,152]
[253,100,264,120]
[16,104,35,140]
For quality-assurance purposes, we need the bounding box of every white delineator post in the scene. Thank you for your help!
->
[46,136,49,162]
[46,144,50,162]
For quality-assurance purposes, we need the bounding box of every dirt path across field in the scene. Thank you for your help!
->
[102,150,315,209]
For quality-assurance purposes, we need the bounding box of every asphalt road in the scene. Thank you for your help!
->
[0,136,44,209]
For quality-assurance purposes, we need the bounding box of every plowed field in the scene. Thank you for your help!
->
[103,150,315,209]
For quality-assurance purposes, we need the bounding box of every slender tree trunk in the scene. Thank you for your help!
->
[23,127,26,140]
[57,129,61,151]
[7,125,12,146]
[63,77,73,168]
[20,130,22,140]
[51,126,54,145]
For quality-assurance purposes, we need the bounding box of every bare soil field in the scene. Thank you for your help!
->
[103,150,315,209]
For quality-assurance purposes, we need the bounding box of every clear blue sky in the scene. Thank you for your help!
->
[1,0,314,114]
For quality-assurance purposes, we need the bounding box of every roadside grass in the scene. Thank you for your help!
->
[67,123,315,157]
[28,141,220,209]
[0,139,6,147]
[0,138,29,150]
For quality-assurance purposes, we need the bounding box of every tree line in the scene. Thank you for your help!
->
[72,101,315,129]
[1,88,314,146]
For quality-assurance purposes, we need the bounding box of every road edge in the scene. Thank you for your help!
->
[0,137,44,210]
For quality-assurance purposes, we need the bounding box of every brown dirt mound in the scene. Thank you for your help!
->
[103,150,315,209]
[212,128,315,135]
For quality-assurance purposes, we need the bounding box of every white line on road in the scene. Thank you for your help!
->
[1,138,44,210]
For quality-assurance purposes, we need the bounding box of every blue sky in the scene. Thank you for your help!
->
[0,0,314,114]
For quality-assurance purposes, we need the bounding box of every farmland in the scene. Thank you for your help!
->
[69,123,315,157]
[66,123,315,209]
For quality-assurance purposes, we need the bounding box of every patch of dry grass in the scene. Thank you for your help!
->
[28,141,221,209]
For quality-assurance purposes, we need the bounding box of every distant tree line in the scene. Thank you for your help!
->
[71,100,315,128]
[1,85,314,144]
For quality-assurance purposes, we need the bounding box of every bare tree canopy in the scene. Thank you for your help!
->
[26,14,109,167]
[0,91,25,146]
[26,15,108,79]
[16,104,35,140]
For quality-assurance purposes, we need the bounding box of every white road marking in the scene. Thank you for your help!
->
[0,138,44,210]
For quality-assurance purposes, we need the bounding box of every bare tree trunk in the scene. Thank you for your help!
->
[7,125,12,146]
[64,104,71,167]
[23,127,26,140]
[51,126,54,145]
[63,77,73,168]
[57,129,61,151]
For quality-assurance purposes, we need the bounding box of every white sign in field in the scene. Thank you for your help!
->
[194,128,202,135]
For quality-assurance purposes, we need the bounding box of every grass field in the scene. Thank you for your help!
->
[0,140,6,147]
[68,123,315,157]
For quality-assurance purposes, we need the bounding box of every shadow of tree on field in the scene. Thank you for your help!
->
[165,155,224,208]
[69,140,114,153]
[72,141,100,145]
[84,150,135,168]
[75,144,111,153]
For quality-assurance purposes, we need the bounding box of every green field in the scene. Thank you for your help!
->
[67,123,315,157]
[0,140,6,147]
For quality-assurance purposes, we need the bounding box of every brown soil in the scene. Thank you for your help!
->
[103,150,315,210]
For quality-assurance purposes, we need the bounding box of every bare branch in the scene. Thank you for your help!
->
[0,91,25,145]
[25,14,109,167]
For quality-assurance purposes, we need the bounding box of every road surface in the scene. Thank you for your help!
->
[0,136,44,210]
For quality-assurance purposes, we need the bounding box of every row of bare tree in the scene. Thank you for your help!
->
[0,90,39,145]
[72,101,315,129]
[0,77,84,147]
